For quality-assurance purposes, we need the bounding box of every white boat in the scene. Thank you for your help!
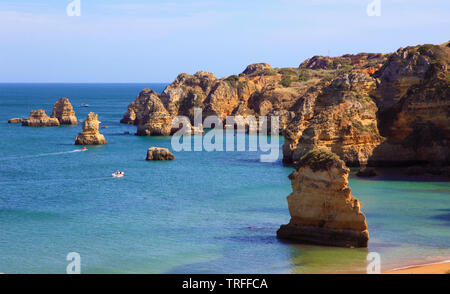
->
[112,172,124,178]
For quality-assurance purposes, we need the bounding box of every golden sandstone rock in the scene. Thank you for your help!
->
[8,118,22,123]
[22,109,60,127]
[75,112,107,145]
[121,42,449,170]
[51,97,78,125]
[277,150,369,247]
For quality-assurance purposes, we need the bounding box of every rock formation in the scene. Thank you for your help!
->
[283,72,383,166]
[22,109,60,127]
[121,63,362,136]
[284,42,449,168]
[146,147,175,161]
[299,53,388,70]
[277,150,369,247]
[368,43,450,166]
[121,41,449,170]
[75,112,107,145]
[51,97,78,125]
[8,118,22,123]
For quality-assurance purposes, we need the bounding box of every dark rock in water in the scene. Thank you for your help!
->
[357,168,377,177]
[146,147,175,161]
[8,118,22,123]
[277,150,369,248]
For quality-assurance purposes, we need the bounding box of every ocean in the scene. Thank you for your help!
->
[0,83,449,273]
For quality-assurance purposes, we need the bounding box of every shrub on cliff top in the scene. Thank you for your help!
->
[281,76,292,87]
[295,150,344,172]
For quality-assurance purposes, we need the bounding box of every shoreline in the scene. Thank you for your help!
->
[383,259,450,274]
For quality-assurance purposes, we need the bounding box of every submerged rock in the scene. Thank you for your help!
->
[277,150,369,247]
[22,109,60,127]
[51,97,78,125]
[146,147,175,161]
[8,118,22,123]
[75,112,107,145]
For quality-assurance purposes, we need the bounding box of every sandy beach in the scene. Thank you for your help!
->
[384,260,450,274]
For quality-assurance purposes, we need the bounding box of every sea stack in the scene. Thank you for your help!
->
[75,112,107,145]
[146,147,175,161]
[51,97,78,125]
[277,150,369,247]
[22,109,60,127]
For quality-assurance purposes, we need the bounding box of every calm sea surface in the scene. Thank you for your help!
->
[0,83,449,273]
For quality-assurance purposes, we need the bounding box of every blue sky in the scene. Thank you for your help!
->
[0,0,449,82]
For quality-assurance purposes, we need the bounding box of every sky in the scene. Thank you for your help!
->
[0,0,449,82]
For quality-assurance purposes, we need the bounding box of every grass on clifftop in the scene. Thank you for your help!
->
[296,150,344,172]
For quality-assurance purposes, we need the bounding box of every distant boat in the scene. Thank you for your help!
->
[112,171,124,178]
[81,104,89,107]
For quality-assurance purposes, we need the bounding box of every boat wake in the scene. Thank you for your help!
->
[0,148,87,161]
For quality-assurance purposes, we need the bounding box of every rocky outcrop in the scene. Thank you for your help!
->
[277,150,369,247]
[299,53,387,70]
[22,109,60,127]
[121,64,347,136]
[51,97,78,125]
[284,42,450,168]
[242,63,273,75]
[146,147,175,161]
[369,43,450,166]
[8,118,22,123]
[121,41,449,170]
[75,112,107,145]
[283,72,383,166]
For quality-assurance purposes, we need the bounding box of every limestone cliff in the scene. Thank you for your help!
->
[121,64,352,135]
[284,42,450,168]
[51,97,78,125]
[75,112,107,145]
[22,109,60,127]
[369,43,450,166]
[277,150,369,247]
[121,41,449,169]
[283,72,383,166]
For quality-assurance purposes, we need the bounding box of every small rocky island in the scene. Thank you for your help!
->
[146,147,175,161]
[51,97,78,125]
[8,118,22,123]
[75,112,107,145]
[277,150,369,247]
[18,97,78,127]
[22,109,60,127]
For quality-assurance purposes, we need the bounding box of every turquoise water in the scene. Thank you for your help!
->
[0,83,449,274]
